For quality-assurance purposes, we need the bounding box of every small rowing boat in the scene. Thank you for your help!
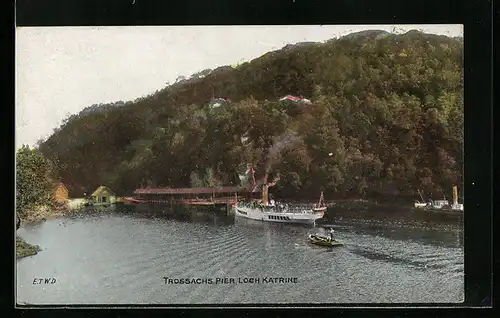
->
[307,234,344,247]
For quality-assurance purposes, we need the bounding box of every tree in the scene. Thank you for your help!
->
[16,145,57,218]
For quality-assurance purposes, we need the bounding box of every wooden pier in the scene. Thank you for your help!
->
[125,186,257,208]
[123,197,238,206]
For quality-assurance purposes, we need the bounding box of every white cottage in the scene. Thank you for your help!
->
[91,185,117,204]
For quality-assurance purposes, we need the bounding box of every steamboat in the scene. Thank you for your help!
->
[234,183,326,224]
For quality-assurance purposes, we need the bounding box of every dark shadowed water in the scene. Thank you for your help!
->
[16,205,463,305]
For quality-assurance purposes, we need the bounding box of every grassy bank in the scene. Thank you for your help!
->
[16,238,41,259]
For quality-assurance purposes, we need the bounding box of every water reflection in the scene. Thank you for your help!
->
[108,203,464,248]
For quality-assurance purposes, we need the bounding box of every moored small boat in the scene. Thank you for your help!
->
[123,197,148,204]
[313,191,327,212]
[414,201,427,208]
[414,189,428,208]
[413,186,463,212]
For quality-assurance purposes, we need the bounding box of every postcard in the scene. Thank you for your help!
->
[15,25,464,306]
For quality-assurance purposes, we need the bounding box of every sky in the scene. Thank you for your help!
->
[15,24,463,148]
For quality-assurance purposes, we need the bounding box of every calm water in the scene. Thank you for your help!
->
[16,205,464,305]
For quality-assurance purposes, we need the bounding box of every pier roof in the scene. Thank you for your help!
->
[134,186,250,195]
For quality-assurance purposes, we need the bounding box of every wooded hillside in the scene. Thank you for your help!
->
[38,30,463,201]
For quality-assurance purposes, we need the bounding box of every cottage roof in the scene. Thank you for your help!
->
[213,97,230,102]
[209,98,230,108]
[279,95,301,102]
[54,182,68,192]
[92,185,116,197]
[279,95,312,104]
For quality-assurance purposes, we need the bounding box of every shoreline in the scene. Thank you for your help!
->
[20,205,74,226]
[17,206,76,259]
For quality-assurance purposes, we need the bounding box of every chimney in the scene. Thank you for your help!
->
[262,185,269,205]
[452,186,458,205]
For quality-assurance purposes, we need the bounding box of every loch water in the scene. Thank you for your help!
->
[16,204,463,305]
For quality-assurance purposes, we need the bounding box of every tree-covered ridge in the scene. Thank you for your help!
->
[38,30,463,201]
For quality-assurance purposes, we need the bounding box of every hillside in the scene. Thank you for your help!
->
[38,30,464,201]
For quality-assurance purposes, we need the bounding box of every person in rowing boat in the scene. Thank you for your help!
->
[329,228,335,241]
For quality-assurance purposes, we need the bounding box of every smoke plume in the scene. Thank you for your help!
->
[263,132,301,182]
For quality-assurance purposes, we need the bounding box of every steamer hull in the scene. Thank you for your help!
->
[235,203,324,224]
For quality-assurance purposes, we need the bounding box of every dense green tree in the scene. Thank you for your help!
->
[16,145,57,217]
